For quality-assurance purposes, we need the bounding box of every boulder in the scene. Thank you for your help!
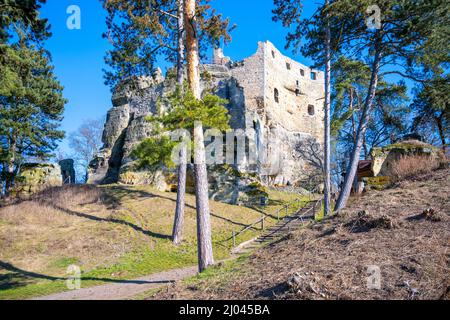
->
[13,163,62,197]
[371,140,444,177]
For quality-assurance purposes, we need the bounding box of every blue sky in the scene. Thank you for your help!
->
[40,0,320,153]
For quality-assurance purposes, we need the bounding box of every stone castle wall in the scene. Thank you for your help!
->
[262,41,324,139]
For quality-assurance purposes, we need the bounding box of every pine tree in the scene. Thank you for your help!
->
[103,0,233,270]
[173,0,187,246]
[329,0,449,211]
[0,0,50,45]
[0,44,66,194]
[184,0,212,272]
[412,75,449,148]
[0,0,66,195]
[275,0,448,211]
[331,57,409,186]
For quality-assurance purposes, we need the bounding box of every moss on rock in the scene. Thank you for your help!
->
[12,163,62,197]
[362,176,391,191]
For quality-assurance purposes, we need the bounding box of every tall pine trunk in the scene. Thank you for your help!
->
[172,0,187,245]
[335,32,382,212]
[184,0,214,272]
[323,0,331,216]
[176,0,185,85]
[435,114,447,150]
[349,89,359,193]
[4,136,17,196]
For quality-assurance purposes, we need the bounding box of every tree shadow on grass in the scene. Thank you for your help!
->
[104,186,254,229]
[46,202,171,240]
[0,261,174,291]
[101,186,184,210]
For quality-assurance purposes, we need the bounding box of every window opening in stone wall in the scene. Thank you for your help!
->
[300,69,305,76]
[234,137,238,166]
[308,104,315,115]
[286,62,291,70]
[274,88,279,103]
[310,72,317,80]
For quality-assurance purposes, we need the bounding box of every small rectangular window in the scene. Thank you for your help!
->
[286,62,291,70]
[274,88,279,103]
[272,51,275,58]
[300,69,305,76]
[311,72,317,80]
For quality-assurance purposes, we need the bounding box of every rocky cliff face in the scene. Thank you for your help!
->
[89,42,324,204]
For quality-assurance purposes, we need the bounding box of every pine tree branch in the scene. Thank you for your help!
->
[380,71,428,83]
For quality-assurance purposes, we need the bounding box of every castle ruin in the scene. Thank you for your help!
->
[88,41,324,202]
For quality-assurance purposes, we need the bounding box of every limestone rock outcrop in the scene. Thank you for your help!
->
[360,140,445,191]
[13,163,63,196]
[12,159,76,197]
[370,140,444,177]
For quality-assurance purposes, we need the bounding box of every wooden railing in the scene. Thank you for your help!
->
[231,192,321,248]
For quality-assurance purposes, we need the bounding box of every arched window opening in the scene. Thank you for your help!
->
[308,104,315,116]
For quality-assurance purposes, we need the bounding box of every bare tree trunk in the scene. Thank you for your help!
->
[172,0,187,245]
[176,0,185,85]
[434,114,447,150]
[5,161,14,196]
[323,0,331,216]
[172,142,187,245]
[363,135,368,159]
[4,136,16,196]
[335,32,382,212]
[349,89,356,143]
[184,0,214,272]
[349,89,359,194]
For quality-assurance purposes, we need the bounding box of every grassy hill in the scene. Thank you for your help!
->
[151,168,450,300]
[0,183,304,300]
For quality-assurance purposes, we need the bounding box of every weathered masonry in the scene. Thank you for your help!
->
[89,41,324,201]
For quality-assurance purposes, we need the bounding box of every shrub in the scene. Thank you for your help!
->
[390,155,441,182]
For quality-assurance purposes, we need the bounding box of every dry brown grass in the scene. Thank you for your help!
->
[0,182,301,299]
[153,168,450,300]
[389,155,442,182]
[0,185,133,276]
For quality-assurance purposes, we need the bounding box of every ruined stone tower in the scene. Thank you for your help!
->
[89,41,324,201]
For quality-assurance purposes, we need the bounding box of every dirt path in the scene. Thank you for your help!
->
[33,266,198,300]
